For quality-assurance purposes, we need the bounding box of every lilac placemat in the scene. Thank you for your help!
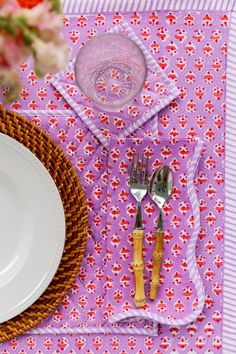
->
[0,1,233,352]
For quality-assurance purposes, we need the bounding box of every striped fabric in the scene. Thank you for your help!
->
[61,0,236,14]
[224,11,236,354]
[28,323,157,336]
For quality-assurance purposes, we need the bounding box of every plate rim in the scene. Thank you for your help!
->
[0,132,65,323]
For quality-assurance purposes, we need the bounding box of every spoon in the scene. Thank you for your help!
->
[149,166,173,300]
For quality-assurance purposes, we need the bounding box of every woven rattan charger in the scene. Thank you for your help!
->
[0,107,88,342]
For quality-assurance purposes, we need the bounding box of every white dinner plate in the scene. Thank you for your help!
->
[0,133,65,323]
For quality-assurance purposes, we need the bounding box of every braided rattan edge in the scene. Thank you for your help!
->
[0,107,88,342]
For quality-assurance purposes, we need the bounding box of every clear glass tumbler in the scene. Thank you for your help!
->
[75,33,147,112]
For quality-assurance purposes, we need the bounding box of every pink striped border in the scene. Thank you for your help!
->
[28,323,158,336]
[61,0,236,14]
[223,11,236,354]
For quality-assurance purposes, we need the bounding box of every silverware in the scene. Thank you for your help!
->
[149,165,173,300]
[130,153,149,307]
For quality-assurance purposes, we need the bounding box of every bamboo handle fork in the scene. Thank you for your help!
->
[130,157,173,306]
[130,153,149,307]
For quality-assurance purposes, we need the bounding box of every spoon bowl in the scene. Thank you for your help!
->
[149,166,173,210]
[148,165,173,300]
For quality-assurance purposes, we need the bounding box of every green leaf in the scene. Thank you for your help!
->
[0,17,15,34]
[49,0,61,14]
[15,17,33,45]
[34,65,44,79]
[0,16,34,45]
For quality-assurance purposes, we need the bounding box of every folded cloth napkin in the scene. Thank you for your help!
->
[103,137,205,329]
[50,21,180,147]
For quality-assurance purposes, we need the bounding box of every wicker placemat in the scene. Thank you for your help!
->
[0,107,88,342]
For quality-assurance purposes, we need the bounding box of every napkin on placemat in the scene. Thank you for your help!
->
[103,137,205,327]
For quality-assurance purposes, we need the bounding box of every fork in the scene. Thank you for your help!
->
[130,153,149,307]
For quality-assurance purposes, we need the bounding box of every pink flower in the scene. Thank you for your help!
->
[21,2,63,40]
[0,32,28,68]
[33,37,68,76]
[0,0,68,102]
[0,0,20,16]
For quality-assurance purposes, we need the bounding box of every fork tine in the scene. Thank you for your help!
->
[140,153,144,183]
[130,153,135,183]
[145,156,149,184]
[135,153,139,183]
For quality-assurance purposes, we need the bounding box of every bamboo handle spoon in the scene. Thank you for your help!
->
[149,166,173,300]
